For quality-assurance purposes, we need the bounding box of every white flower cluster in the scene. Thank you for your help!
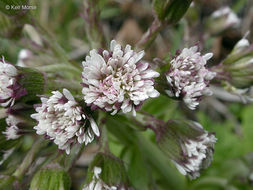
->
[174,130,217,179]
[166,46,216,109]
[0,58,18,107]
[82,40,160,116]
[31,89,100,154]
[2,115,21,140]
[83,166,123,190]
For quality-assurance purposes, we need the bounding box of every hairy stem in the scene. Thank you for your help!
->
[136,18,164,50]
[13,138,46,180]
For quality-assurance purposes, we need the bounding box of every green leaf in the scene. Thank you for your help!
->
[127,147,150,190]
[153,0,192,24]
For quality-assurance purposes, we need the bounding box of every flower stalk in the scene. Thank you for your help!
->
[136,18,164,50]
[13,138,46,180]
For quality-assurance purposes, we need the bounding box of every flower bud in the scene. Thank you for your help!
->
[17,49,33,67]
[83,152,129,189]
[153,0,192,24]
[30,164,71,190]
[0,58,45,108]
[215,35,253,89]
[206,6,240,35]
[156,120,217,179]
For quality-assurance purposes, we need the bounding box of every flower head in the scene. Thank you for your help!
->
[2,115,21,140]
[82,40,160,116]
[166,46,216,109]
[31,89,100,154]
[156,120,217,179]
[0,57,27,107]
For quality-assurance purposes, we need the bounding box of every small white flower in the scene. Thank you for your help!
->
[0,57,19,107]
[82,40,160,116]
[211,6,240,29]
[2,115,21,140]
[31,88,100,154]
[17,49,33,67]
[173,132,217,179]
[166,46,216,109]
[83,166,120,190]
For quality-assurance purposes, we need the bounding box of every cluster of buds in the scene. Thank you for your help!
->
[215,33,253,89]
[82,40,160,116]
[149,119,217,179]
[83,152,129,190]
[31,89,100,154]
[165,46,216,109]
[206,6,240,35]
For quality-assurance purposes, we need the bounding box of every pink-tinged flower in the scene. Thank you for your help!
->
[172,131,217,179]
[166,46,216,109]
[82,40,160,116]
[155,120,217,179]
[31,89,100,154]
[0,57,27,107]
[2,115,22,140]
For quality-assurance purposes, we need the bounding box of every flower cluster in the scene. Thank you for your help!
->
[173,131,217,179]
[83,166,120,190]
[82,40,160,116]
[31,89,100,154]
[156,120,217,179]
[166,46,216,109]
[0,58,26,107]
[2,115,22,140]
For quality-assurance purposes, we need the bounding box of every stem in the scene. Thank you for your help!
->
[13,138,46,180]
[190,177,228,189]
[83,0,106,49]
[36,23,71,65]
[28,15,72,66]
[135,18,164,50]
[100,124,110,152]
[65,144,86,171]
[98,112,110,152]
